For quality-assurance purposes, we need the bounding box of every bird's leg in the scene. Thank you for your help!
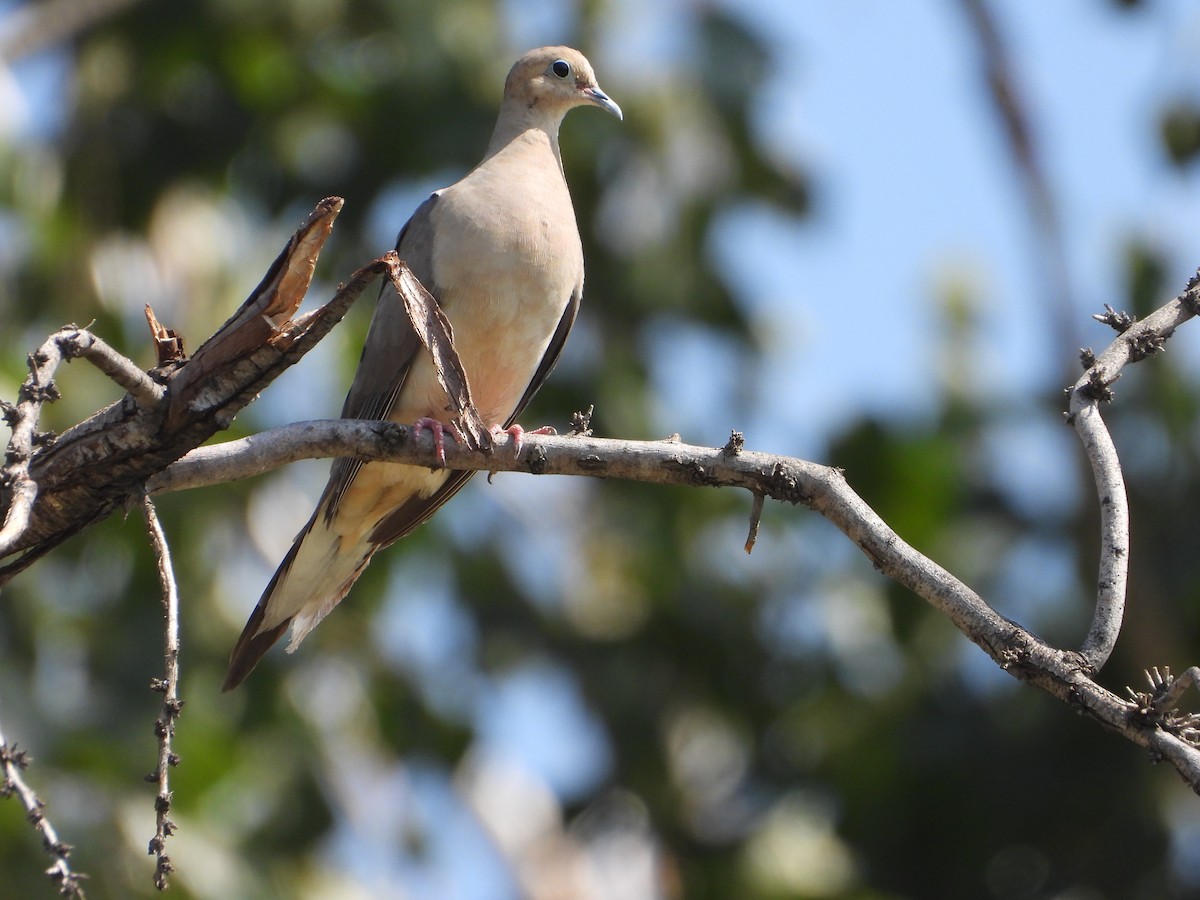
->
[492,424,557,457]
[413,417,464,466]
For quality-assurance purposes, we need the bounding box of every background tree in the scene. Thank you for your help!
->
[3,1,1200,897]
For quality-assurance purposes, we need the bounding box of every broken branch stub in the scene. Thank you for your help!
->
[0,197,346,579]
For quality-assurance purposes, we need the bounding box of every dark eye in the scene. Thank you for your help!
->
[551,59,571,79]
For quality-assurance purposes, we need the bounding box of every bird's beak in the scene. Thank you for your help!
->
[583,86,623,121]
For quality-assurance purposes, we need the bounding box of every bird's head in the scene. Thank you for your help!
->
[504,46,623,122]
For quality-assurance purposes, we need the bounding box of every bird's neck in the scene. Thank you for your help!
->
[484,108,565,170]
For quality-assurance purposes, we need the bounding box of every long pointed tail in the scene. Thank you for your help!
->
[221,541,302,691]
[223,512,377,691]
[223,464,461,691]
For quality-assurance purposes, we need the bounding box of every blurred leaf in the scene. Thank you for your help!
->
[1159,101,1200,167]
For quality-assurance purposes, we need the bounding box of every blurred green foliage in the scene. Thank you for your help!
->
[2,2,1200,899]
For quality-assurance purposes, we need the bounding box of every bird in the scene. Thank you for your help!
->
[222,47,622,690]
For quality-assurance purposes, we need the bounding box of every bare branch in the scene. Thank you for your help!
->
[142,496,181,892]
[0,478,37,563]
[0,728,87,898]
[68,331,166,409]
[1069,276,1200,671]
[0,327,164,556]
[8,197,1200,801]
[1069,400,1129,672]
[143,416,1200,790]
[0,328,73,557]
[744,491,764,555]
[0,198,345,578]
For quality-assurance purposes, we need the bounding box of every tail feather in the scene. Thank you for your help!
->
[223,510,378,691]
[224,462,461,691]
[222,616,290,692]
[222,537,304,692]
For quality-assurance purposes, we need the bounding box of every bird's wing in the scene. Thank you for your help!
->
[506,286,580,427]
[323,193,441,521]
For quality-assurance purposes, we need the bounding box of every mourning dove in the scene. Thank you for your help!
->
[222,47,621,690]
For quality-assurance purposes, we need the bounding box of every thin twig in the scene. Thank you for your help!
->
[139,406,1200,791]
[142,496,182,891]
[0,478,37,562]
[1148,665,1200,714]
[1069,276,1200,671]
[0,724,87,897]
[745,492,764,555]
[66,331,165,408]
[0,330,72,557]
[1069,400,1129,672]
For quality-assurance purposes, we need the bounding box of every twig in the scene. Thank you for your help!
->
[10,204,1200,801]
[1069,275,1200,671]
[745,492,764,555]
[65,331,165,409]
[721,431,763,553]
[140,409,1200,791]
[1068,399,1129,672]
[0,725,87,898]
[0,476,37,564]
[142,496,182,891]
[0,330,71,557]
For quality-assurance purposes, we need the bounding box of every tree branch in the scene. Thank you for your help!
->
[146,419,1200,786]
[1069,275,1199,670]
[0,727,87,898]
[142,496,181,892]
[0,329,71,557]
[0,197,346,579]
[0,198,484,585]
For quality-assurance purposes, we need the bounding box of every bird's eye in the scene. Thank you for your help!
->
[551,59,571,79]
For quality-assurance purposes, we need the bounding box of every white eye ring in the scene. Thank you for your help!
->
[551,59,571,79]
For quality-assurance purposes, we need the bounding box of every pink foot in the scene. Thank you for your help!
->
[492,423,557,457]
[413,417,463,466]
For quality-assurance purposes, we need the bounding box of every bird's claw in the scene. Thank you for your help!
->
[413,417,463,466]
[492,424,556,457]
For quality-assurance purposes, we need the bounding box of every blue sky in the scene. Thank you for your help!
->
[681,0,1200,454]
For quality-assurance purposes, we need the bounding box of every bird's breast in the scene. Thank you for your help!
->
[410,172,583,425]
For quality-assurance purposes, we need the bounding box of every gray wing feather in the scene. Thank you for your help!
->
[324,193,441,519]
[507,287,580,427]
